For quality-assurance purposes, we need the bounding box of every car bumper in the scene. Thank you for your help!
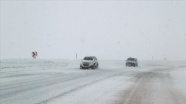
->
[80,64,94,68]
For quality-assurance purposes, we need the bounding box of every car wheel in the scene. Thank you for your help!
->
[91,64,96,69]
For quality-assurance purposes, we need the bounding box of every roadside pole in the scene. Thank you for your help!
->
[76,53,77,59]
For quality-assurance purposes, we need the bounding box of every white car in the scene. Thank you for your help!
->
[80,56,99,69]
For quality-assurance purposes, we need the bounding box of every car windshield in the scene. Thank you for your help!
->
[127,58,135,61]
[83,57,93,60]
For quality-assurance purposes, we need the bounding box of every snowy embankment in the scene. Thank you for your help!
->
[169,67,186,95]
[0,59,69,69]
[142,60,186,96]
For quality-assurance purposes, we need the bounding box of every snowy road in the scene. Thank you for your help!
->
[0,60,186,104]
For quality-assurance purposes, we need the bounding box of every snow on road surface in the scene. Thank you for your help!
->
[0,59,186,104]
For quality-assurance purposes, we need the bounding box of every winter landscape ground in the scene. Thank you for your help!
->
[0,59,186,104]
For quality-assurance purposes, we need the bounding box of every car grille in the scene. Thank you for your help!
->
[83,62,89,66]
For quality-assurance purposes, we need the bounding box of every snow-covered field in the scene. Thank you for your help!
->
[0,59,186,104]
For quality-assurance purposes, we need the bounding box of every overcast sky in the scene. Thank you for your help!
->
[0,0,186,60]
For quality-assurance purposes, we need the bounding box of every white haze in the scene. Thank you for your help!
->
[0,0,186,60]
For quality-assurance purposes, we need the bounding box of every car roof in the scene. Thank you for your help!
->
[127,57,137,60]
[85,56,96,58]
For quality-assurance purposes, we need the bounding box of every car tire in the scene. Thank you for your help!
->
[91,64,96,69]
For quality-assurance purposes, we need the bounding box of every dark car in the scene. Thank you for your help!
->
[126,57,138,67]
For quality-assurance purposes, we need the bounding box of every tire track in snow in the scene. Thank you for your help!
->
[35,71,129,104]
[0,70,115,99]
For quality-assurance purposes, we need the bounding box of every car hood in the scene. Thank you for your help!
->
[82,60,93,63]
